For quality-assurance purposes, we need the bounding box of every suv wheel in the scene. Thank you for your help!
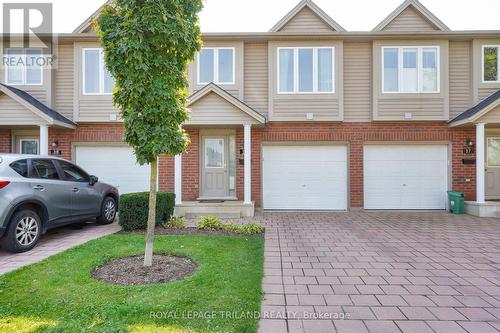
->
[96,197,117,225]
[3,210,42,253]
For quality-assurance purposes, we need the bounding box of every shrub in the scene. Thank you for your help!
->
[168,216,187,229]
[119,192,175,231]
[239,223,265,235]
[195,216,265,235]
[196,215,225,231]
[223,221,241,233]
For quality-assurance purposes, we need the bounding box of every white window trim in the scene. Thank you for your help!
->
[277,46,335,94]
[381,46,440,94]
[482,45,500,84]
[4,48,43,86]
[19,138,39,154]
[82,48,113,95]
[197,47,235,85]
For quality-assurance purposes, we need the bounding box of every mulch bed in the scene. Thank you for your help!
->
[92,254,197,285]
[120,227,263,237]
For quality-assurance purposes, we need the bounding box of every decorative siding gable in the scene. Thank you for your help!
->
[279,7,333,32]
[383,5,438,31]
[0,94,45,125]
[188,92,259,125]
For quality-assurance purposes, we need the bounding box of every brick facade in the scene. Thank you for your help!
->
[171,122,477,207]
[0,129,11,153]
[3,122,475,209]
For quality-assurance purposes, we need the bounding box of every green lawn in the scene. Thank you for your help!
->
[0,234,264,333]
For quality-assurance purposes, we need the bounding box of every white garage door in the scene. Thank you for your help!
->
[364,145,448,210]
[75,146,151,194]
[262,145,348,210]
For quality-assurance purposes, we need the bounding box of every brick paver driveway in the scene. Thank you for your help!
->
[254,212,500,333]
[0,221,120,275]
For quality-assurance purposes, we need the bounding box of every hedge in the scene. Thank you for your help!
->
[118,192,175,231]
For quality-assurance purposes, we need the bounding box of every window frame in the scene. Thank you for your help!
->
[196,47,235,85]
[381,46,440,94]
[28,158,60,180]
[82,47,114,95]
[4,48,43,86]
[19,138,39,155]
[482,45,500,84]
[276,46,335,95]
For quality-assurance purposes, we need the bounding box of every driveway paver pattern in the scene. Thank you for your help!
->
[0,221,120,275]
[251,212,500,333]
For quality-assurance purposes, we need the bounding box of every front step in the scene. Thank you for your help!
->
[174,201,255,218]
[185,212,241,219]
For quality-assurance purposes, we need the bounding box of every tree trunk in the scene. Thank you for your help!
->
[144,157,157,267]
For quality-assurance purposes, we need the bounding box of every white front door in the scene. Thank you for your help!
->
[364,145,448,209]
[262,145,348,210]
[486,137,500,198]
[75,146,151,194]
[201,137,228,198]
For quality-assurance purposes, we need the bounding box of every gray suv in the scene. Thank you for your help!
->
[0,154,119,253]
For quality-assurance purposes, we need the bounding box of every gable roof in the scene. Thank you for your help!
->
[373,0,450,32]
[449,90,500,126]
[270,0,346,32]
[188,83,266,124]
[0,84,76,128]
[74,0,113,33]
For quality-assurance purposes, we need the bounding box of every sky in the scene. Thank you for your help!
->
[0,0,500,33]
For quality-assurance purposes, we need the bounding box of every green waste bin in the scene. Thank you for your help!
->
[447,191,464,214]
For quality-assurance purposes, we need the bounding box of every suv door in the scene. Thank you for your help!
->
[55,160,101,217]
[29,159,72,223]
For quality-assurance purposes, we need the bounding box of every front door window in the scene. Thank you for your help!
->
[205,138,224,168]
[20,139,38,155]
[487,138,500,167]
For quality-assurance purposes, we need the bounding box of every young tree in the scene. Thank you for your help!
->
[95,0,203,266]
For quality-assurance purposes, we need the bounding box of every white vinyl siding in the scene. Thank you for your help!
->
[482,45,500,83]
[82,48,115,95]
[197,47,235,85]
[277,47,335,94]
[4,48,43,85]
[382,46,440,93]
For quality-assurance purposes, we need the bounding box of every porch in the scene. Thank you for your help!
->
[173,83,266,217]
[450,90,500,217]
[0,84,75,154]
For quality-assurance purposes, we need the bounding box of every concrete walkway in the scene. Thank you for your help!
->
[0,221,120,275]
[251,212,500,333]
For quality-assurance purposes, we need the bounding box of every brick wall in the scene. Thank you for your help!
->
[0,129,11,153]
[47,122,477,207]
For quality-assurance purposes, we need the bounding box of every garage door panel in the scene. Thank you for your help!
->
[75,146,150,194]
[364,145,448,210]
[263,145,347,210]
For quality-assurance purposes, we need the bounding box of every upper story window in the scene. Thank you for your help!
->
[382,46,439,93]
[4,48,43,85]
[278,47,334,94]
[83,48,115,95]
[483,45,500,83]
[197,47,235,85]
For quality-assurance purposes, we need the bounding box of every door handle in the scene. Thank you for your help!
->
[33,185,45,191]
[72,188,79,193]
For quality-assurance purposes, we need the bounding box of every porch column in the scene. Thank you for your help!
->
[174,154,182,205]
[39,125,48,155]
[244,124,252,204]
[476,122,486,203]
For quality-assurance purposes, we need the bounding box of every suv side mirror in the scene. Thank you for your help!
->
[89,175,98,186]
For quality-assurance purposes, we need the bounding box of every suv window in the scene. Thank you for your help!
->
[10,159,29,177]
[30,159,59,180]
[58,160,90,182]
